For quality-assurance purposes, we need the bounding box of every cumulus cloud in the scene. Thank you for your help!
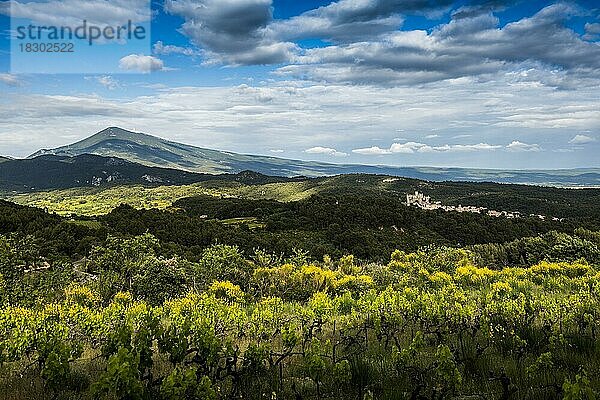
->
[586,23,600,34]
[160,0,519,67]
[1,81,597,167]
[0,93,137,120]
[86,75,120,90]
[583,22,600,41]
[390,142,425,153]
[451,0,522,19]
[277,3,600,86]
[270,15,403,43]
[165,0,298,65]
[153,41,198,56]
[119,54,165,73]
[0,73,21,87]
[305,146,348,157]
[2,0,151,27]
[569,134,596,144]
[266,1,407,43]
[354,141,502,155]
[269,0,505,45]
[97,75,119,89]
[421,143,502,152]
[301,0,453,23]
[168,0,455,58]
[157,0,600,89]
[352,146,392,155]
[506,141,541,152]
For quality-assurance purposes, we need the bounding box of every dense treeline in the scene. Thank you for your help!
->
[3,181,600,269]
[422,182,600,228]
[472,229,600,269]
[0,189,590,264]
[308,175,600,229]
[0,200,105,259]
[10,173,600,226]
[165,193,572,260]
[0,200,62,235]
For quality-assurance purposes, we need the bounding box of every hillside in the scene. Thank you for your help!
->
[29,127,341,177]
[29,127,600,186]
[0,154,221,192]
[11,174,600,226]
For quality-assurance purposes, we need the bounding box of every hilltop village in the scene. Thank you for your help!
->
[405,191,562,221]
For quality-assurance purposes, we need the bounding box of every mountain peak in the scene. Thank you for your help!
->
[101,126,131,134]
[27,127,333,176]
[22,127,600,185]
[93,127,150,139]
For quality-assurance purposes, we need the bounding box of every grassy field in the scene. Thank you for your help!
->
[5,184,224,216]
[6,175,600,229]
[2,174,412,217]
[3,179,328,216]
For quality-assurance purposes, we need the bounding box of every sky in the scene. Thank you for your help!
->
[0,0,599,169]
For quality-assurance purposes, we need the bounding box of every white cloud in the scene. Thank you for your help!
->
[151,0,600,93]
[353,146,392,155]
[267,5,405,43]
[569,134,596,144]
[0,79,597,168]
[305,146,348,157]
[86,75,120,90]
[0,73,21,87]
[165,0,299,65]
[442,143,502,152]
[97,75,118,89]
[390,142,426,153]
[270,149,284,153]
[119,54,165,73]
[506,141,541,152]
[355,141,502,155]
[276,4,600,87]
[586,23,600,34]
[2,0,151,27]
[153,41,198,56]
[584,22,600,40]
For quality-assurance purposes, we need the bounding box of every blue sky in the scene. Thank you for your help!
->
[0,0,599,169]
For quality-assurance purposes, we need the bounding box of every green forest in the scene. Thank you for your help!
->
[2,176,600,399]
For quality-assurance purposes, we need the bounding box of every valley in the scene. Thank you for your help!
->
[1,128,600,399]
